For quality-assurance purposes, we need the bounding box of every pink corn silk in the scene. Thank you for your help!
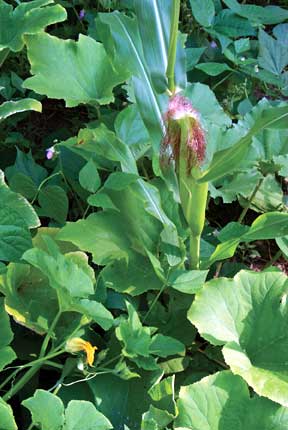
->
[161,95,206,173]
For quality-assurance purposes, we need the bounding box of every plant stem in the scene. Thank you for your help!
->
[39,310,62,358]
[212,71,234,91]
[2,349,65,401]
[238,178,264,224]
[3,365,41,401]
[143,280,168,323]
[264,249,283,269]
[31,172,61,204]
[197,348,228,369]
[166,0,180,93]
[98,354,122,370]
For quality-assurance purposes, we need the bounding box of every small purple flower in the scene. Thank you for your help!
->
[46,146,55,160]
[79,9,85,20]
[210,40,217,49]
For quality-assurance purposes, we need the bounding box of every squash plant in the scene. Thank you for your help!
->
[0,0,288,429]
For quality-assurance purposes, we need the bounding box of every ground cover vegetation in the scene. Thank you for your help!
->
[0,0,288,428]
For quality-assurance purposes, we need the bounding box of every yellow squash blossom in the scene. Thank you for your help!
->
[66,337,97,366]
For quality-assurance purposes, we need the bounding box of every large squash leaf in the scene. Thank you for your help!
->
[0,0,66,52]
[22,390,112,430]
[188,270,288,407]
[175,371,288,430]
[23,33,127,107]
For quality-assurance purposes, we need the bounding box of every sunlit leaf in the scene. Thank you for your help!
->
[188,270,288,406]
[23,33,126,107]
[223,0,288,25]
[175,371,288,430]
[0,98,41,122]
[0,398,17,430]
[22,390,65,430]
[64,400,112,430]
[189,0,215,27]
[0,0,67,52]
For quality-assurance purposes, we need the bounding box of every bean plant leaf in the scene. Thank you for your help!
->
[5,147,47,188]
[199,105,288,183]
[38,185,68,224]
[0,398,17,430]
[213,10,256,38]
[185,47,206,71]
[0,170,39,229]
[22,389,65,430]
[23,33,126,107]
[175,371,288,430]
[189,0,215,27]
[223,0,288,25]
[195,62,232,76]
[188,270,288,406]
[79,159,101,193]
[206,212,288,267]
[0,98,42,122]
[0,0,67,52]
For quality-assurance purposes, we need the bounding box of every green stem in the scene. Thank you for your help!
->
[39,310,62,358]
[0,368,21,393]
[212,71,234,91]
[2,350,65,401]
[98,354,122,370]
[3,365,41,401]
[31,172,61,204]
[264,249,283,269]
[143,280,168,323]
[197,348,228,369]
[166,0,180,93]
[238,178,264,224]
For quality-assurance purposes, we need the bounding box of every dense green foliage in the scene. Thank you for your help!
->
[0,0,288,429]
